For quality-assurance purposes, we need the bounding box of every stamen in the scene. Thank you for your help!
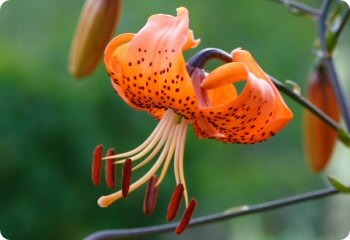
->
[122,158,132,198]
[97,109,187,208]
[178,120,189,205]
[143,175,159,215]
[92,144,103,186]
[156,121,181,185]
[103,110,174,161]
[97,116,178,207]
[132,114,176,171]
[174,119,190,205]
[175,198,197,235]
[167,184,184,221]
[105,148,116,189]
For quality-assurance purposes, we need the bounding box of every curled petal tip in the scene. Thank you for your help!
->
[176,6,188,15]
[195,49,293,143]
[200,62,248,89]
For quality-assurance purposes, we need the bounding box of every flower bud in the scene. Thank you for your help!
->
[69,0,122,79]
[304,63,340,172]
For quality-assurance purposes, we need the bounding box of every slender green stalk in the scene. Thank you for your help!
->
[85,186,339,240]
[269,75,339,131]
[334,5,350,40]
[317,0,350,132]
[271,0,320,17]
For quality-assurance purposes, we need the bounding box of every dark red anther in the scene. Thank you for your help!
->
[175,198,197,235]
[143,175,159,215]
[122,158,132,198]
[167,184,184,221]
[92,144,103,186]
[105,148,116,189]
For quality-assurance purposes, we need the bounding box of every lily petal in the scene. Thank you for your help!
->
[104,7,200,119]
[198,50,293,143]
[201,62,248,89]
[232,49,293,126]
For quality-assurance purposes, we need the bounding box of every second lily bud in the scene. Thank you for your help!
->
[304,63,341,172]
[69,0,122,79]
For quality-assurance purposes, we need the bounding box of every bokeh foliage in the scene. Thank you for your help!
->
[0,0,349,239]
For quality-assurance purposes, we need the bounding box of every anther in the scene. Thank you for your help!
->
[122,158,132,198]
[105,148,116,189]
[175,198,197,235]
[167,184,184,221]
[92,144,104,186]
[143,175,159,215]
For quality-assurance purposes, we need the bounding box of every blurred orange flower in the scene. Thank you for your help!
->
[304,63,340,172]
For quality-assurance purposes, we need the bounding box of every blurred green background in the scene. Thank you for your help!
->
[1,0,350,239]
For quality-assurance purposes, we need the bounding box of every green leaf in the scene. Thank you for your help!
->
[328,176,350,193]
[326,30,338,53]
[338,128,350,147]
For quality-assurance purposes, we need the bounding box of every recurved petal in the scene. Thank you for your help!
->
[201,62,248,89]
[105,33,142,111]
[232,49,293,123]
[198,50,293,143]
[104,7,200,119]
[200,72,276,143]
[183,30,200,51]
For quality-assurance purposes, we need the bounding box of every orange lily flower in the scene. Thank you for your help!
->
[94,7,293,234]
[193,49,293,143]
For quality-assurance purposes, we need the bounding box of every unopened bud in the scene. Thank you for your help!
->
[304,63,340,172]
[69,0,122,79]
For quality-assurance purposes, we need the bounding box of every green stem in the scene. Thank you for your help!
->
[272,0,320,17]
[85,186,339,240]
[334,4,350,40]
[317,0,350,132]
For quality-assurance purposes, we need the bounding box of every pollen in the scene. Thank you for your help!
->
[167,184,184,221]
[92,144,104,186]
[175,198,197,235]
[122,158,132,198]
[143,175,159,215]
[105,148,116,189]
